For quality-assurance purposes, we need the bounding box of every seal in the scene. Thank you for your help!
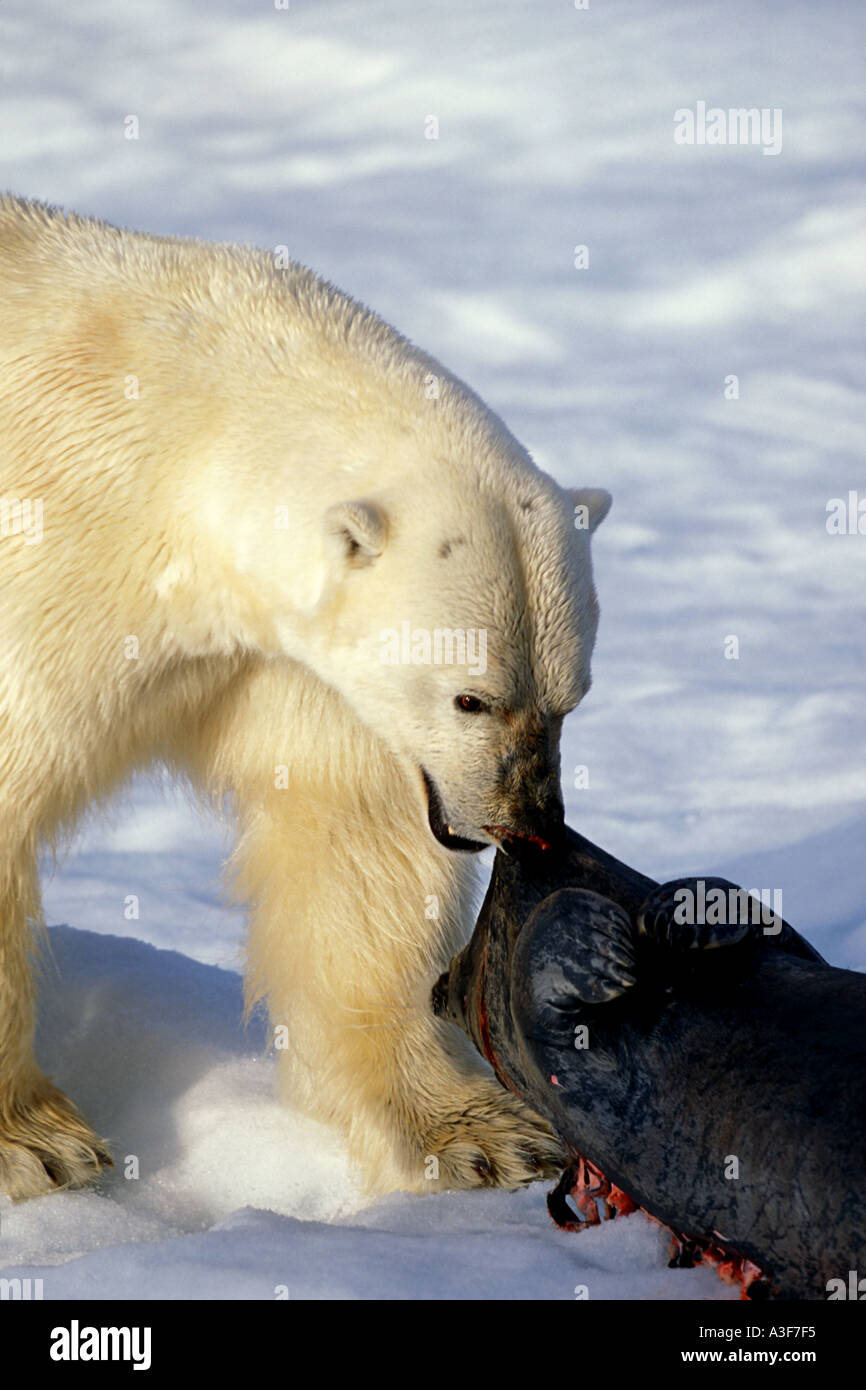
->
[432,824,866,1300]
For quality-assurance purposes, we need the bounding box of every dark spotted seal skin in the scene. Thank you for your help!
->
[432,826,866,1300]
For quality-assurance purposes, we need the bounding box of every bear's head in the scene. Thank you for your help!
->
[206,305,611,856]
[303,466,610,856]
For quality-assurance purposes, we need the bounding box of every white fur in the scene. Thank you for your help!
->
[0,196,608,1198]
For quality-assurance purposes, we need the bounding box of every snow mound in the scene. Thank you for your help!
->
[0,926,735,1300]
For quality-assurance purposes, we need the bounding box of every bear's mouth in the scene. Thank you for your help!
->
[420,770,488,853]
[481,823,556,854]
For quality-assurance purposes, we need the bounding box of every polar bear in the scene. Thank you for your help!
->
[0,195,610,1200]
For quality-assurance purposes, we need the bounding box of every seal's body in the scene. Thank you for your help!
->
[433,826,866,1299]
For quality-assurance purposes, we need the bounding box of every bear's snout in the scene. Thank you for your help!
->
[483,790,566,860]
[489,716,567,855]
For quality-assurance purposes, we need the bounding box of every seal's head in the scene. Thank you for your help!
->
[432,823,655,1055]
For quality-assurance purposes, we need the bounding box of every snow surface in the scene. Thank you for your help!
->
[1,0,864,1299]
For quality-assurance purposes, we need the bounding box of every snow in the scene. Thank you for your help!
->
[6,925,735,1300]
[2,0,864,1299]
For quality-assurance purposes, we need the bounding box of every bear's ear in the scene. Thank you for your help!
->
[324,499,388,567]
[569,488,612,534]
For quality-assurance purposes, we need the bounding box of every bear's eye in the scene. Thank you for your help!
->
[455,694,487,714]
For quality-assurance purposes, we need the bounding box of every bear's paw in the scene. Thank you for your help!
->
[420,1082,565,1190]
[0,1077,112,1201]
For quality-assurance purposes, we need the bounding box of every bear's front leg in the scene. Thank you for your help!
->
[266,972,565,1195]
[189,660,565,1193]
[243,840,565,1193]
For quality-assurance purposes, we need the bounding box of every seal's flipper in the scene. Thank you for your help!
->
[637,877,825,963]
[637,878,752,953]
[511,888,636,1038]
